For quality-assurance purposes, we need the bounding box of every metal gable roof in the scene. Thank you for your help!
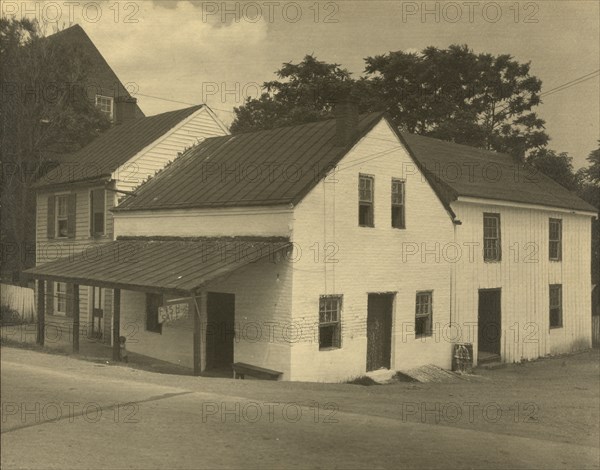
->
[24,237,290,293]
[114,112,596,215]
[114,112,385,211]
[399,132,597,213]
[36,105,204,188]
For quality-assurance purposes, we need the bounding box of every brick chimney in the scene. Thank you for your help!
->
[114,96,138,125]
[334,95,359,147]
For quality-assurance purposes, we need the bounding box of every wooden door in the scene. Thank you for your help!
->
[206,293,235,370]
[367,294,394,371]
[478,289,502,355]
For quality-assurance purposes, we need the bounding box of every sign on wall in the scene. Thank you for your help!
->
[158,300,191,324]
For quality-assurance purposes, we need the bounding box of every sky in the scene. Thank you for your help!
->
[4,0,599,168]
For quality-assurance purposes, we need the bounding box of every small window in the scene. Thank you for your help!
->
[95,95,114,120]
[415,291,433,337]
[391,178,405,229]
[90,189,106,236]
[56,195,68,238]
[146,293,163,334]
[549,219,562,261]
[55,282,67,315]
[359,174,374,227]
[483,213,501,262]
[549,284,562,328]
[319,295,342,349]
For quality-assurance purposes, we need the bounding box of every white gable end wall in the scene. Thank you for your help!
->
[288,119,456,382]
[113,107,229,193]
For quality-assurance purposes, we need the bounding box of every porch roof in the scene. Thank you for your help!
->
[24,237,290,294]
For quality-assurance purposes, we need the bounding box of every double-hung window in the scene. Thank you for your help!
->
[95,95,114,120]
[358,175,374,227]
[391,179,405,229]
[483,213,501,262]
[415,291,433,337]
[319,295,342,349]
[55,282,67,315]
[549,218,562,261]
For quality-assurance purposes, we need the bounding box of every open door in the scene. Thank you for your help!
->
[366,293,394,371]
[206,293,235,370]
[478,289,501,358]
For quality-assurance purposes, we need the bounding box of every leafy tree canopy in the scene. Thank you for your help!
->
[232,45,549,160]
[1,18,111,278]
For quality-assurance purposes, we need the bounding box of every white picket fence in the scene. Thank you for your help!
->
[1,283,36,323]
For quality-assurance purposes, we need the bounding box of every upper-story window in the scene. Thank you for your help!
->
[549,218,562,261]
[483,213,501,262]
[95,95,114,120]
[359,174,374,227]
[90,189,106,236]
[47,194,76,239]
[391,178,405,229]
[56,195,69,238]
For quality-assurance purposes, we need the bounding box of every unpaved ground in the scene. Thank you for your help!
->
[1,346,599,469]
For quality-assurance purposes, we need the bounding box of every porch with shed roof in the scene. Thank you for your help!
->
[24,237,291,376]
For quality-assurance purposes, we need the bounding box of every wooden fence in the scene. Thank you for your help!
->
[1,283,36,322]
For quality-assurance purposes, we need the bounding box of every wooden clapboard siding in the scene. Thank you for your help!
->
[452,200,593,364]
[114,107,229,193]
[36,186,118,324]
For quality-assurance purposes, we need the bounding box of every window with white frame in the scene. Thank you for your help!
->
[359,174,374,227]
[95,95,114,120]
[55,282,67,315]
[549,218,562,261]
[483,213,501,261]
[549,284,562,328]
[415,291,433,337]
[319,295,342,349]
[391,178,405,229]
[56,195,69,238]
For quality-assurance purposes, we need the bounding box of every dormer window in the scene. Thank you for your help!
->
[95,95,114,120]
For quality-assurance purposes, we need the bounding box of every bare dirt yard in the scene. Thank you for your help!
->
[2,344,599,469]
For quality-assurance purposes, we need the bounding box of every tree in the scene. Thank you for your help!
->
[230,54,355,134]
[1,18,110,280]
[527,148,578,190]
[364,45,548,159]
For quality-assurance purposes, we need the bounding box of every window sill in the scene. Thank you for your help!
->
[549,325,563,330]
[392,226,406,230]
[549,259,562,263]
[415,334,433,339]
[358,225,375,229]
[319,346,340,352]
[483,260,502,264]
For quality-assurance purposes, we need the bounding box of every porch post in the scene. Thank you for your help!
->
[72,284,80,353]
[192,291,205,376]
[113,289,121,361]
[36,280,45,346]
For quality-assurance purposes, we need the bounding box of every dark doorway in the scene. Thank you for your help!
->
[206,293,235,370]
[478,289,502,356]
[366,293,394,371]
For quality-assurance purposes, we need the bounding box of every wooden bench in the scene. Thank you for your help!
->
[232,362,283,381]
